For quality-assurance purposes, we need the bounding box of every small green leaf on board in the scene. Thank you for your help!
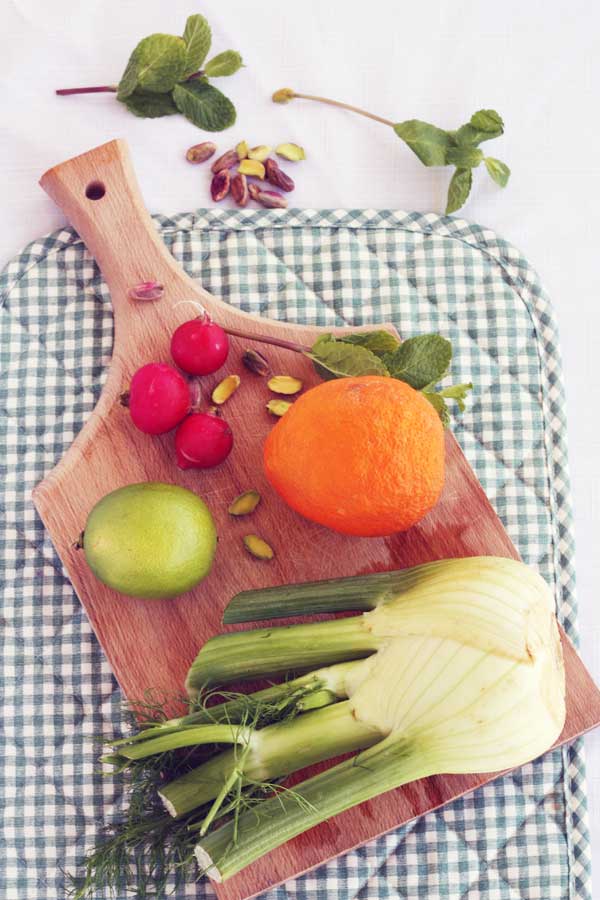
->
[384,334,453,390]
[308,336,390,379]
[339,330,400,357]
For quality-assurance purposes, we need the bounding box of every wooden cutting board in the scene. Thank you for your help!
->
[33,139,600,900]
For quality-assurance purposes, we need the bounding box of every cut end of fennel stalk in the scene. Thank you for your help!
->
[158,791,178,819]
[194,846,222,882]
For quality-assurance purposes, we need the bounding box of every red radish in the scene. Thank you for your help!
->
[175,412,233,469]
[128,363,190,435]
[171,316,230,376]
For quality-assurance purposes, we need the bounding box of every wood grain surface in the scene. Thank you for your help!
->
[33,140,600,900]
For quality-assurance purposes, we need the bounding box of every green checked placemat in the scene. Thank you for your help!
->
[0,209,589,899]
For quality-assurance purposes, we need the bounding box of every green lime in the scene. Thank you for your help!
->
[83,482,217,599]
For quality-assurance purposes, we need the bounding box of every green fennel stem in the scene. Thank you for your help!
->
[195,734,431,881]
[112,662,359,754]
[115,723,251,761]
[159,700,384,818]
[186,617,380,694]
[224,561,453,623]
[199,762,246,837]
[114,678,328,746]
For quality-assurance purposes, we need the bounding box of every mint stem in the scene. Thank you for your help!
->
[55,69,205,96]
[223,325,310,355]
[56,85,117,96]
[291,92,395,128]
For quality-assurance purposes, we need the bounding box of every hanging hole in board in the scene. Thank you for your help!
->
[85,181,106,200]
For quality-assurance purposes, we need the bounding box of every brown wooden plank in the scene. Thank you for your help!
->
[32,140,600,900]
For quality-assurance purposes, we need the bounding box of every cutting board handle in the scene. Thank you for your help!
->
[38,139,316,344]
[39,139,226,338]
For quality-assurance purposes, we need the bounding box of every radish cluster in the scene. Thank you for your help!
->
[126,315,233,469]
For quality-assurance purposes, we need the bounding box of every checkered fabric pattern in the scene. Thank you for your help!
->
[0,208,589,899]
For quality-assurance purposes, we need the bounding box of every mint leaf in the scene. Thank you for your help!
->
[182,14,212,77]
[172,80,236,131]
[470,109,504,133]
[393,120,452,166]
[136,35,187,92]
[446,168,472,214]
[339,330,400,357]
[116,52,139,100]
[308,336,390,379]
[485,157,511,188]
[118,34,188,98]
[422,391,450,427]
[446,146,483,168]
[437,382,473,412]
[204,50,244,77]
[120,89,178,118]
[385,334,452,390]
[423,382,473,426]
[455,111,504,146]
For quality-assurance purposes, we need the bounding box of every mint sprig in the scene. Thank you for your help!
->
[273,90,510,214]
[57,13,243,133]
[308,331,472,426]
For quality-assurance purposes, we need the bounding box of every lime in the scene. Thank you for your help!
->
[83,482,217,599]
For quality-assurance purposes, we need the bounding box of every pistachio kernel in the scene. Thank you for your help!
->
[228,490,261,517]
[238,159,266,179]
[266,399,292,417]
[211,374,241,405]
[275,142,306,162]
[236,140,249,160]
[248,145,272,162]
[243,534,274,560]
[267,375,303,395]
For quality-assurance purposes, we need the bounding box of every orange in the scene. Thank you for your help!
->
[263,376,445,537]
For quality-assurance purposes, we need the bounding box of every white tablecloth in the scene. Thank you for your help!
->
[2,0,600,885]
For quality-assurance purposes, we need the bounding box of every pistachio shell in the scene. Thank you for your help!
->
[236,140,249,160]
[211,374,241,405]
[243,534,274,560]
[267,375,303,395]
[248,145,272,162]
[186,141,217,164]
[275,143,306,162]
[129,281,164,301]
[266,399,292,417]
[242,349,271,376]
[238,159,265,179]
[228,490,261,516]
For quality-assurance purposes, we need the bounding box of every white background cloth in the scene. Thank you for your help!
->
[2,0,600,882]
